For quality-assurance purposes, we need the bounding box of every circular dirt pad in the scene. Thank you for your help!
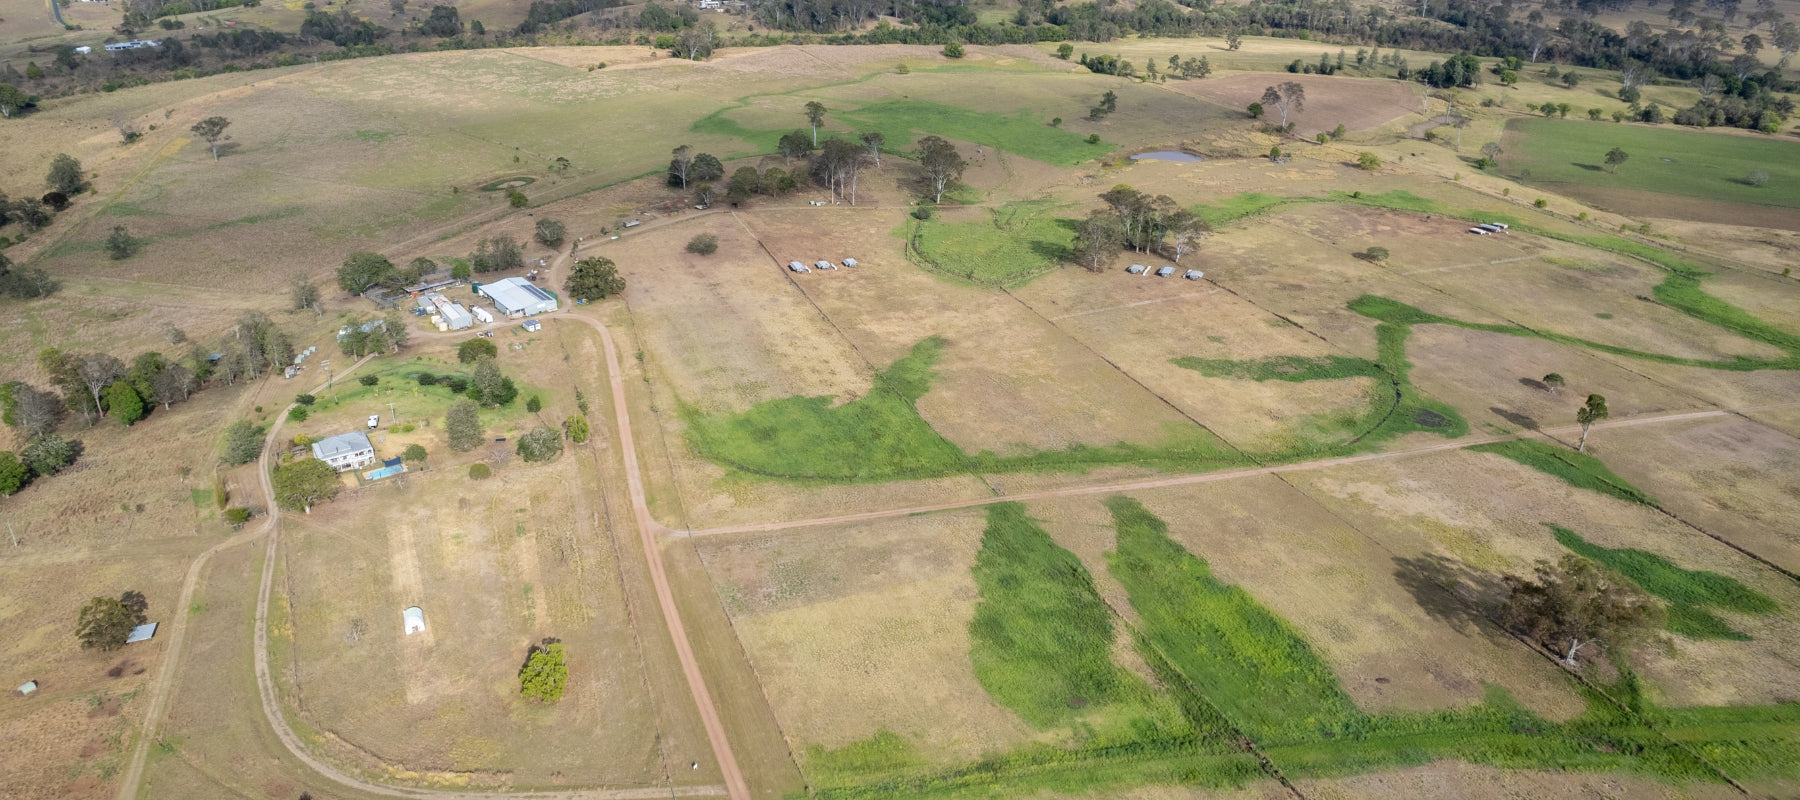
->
[479,176,538,192]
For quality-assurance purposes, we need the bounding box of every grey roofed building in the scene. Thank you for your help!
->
[311,431,378,472]
[479,277,559,317]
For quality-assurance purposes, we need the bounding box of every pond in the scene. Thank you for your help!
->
[1130,151,1205,163]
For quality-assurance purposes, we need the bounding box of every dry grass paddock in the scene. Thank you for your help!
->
[1286,446,1800,708]
[1167,73,1422,134]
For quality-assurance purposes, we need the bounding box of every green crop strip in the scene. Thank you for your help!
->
[1552,526,1779,641]
[1469,439,1656,506]
[909,200,1075,287]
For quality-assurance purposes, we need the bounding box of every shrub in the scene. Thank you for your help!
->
[295,393,316,406]
[526,394,542,413]
[225,507,252,527]
[1746,170,1769,187]
[414,372,438,386]
[287,406,308,422]
[507,189,528,207]
[0,451,29,495]
[1247,101,1263,118]
[1357,151,1380,170]
[516,426,563,462]
[1269,145,1282,159]
[519,641,568,702]
[1534,198,1548,208]
[942,42,964,58]
[911,205,933,221]
[534,218,566,246]
[357,375,378,386]
[565,414,590,444]
[402,443,428,462]
[458,338,498,364]
[1363,246,1389,261]
[1085,133,1101,144]
[469,462,492,479]
[222,420,263,465]
[685,233,718,255]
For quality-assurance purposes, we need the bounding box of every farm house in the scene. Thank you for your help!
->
[311,432,378,472]
[479,277,559,317]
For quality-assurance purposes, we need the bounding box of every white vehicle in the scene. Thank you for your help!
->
[1485,222,1510,231]
[623,219,642,228]
[367,414,381,429]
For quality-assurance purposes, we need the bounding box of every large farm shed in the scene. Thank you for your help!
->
[479,277,559,317]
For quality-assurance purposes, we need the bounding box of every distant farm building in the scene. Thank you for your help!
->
[479,277,559,317]
[424,292,473,331]
[312,431,378,472]
[523,319,542,333]
[403,606,425,635]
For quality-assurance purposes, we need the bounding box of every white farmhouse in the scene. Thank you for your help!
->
[311,431,377,472]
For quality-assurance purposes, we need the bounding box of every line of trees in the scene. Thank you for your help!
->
[1070,185,1208,272]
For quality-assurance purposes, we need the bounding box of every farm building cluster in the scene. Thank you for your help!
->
[407,276,559,332]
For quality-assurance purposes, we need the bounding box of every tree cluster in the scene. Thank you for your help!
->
[519,640,568,701]
[1071,184,1207,271]
[564,257,626,301]
[76,591,149,652]
[337,311,410,358]
[470,235,525,274]
[516,426,564,462]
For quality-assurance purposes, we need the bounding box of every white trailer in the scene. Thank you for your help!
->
[471,306,495,324]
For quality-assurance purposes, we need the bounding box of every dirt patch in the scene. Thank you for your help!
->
[1168,73,1421,132]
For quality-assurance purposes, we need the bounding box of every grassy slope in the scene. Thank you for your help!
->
[911,200,1075,287]
[1468,439,1656,506]
[1500,118,1800,210]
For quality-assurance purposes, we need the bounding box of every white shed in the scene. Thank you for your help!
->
[403,606,425,635]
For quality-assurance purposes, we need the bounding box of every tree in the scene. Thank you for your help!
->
[516,426,563,462]
[860,131,885,166]
[1499,69,1518,85]
[526,394,543,414]
[78,354,126,418]
[676,20,716,60]
[803,100,827,147]
[470,235,523,274]
[1500,555,1663,666]
[1363,246,1390,261]
[6,383,64,439]
[726,167,760,205]
[46,153,84,195]
[1071,210,1123,272]
[291,277,321,313]
[338,252,395,295]
[22,434,75,477]
[1542,373,1566,394]
[686,233,718,255]
[777,130,814,162]
[565,257,626,301]
[508,189,528,208]
[1357,152,1381,170]
[1056,42,1074,60]
[1225,30,1242,50]
[107,226,139,260]
[564,414,590,444]
[668,144,695,189]
[0,83,28,119]
[534,218,566,247]
[446,399,484,452]
[0,451,29,495]
[105,382,145,426]
[1561,71,1582,88]
[273,458,340,512]
[77,593,147,652]
[1480,141,1503,166]
[1261,82,1305,126]
[1247,102,1264,119]
[470,358,516,406]
[451,261,472,281]
[1604,147,1629,173]
[458,337,498,364]
[358,374,379,387]
[1090,89,1118,120]
[222,419,263,465]
[916,136,966,205]
[942,42,964,59]
[402,443,428,463]
[190,116,232,160]
[1576,393,1609,452]
[691,153,724,183]
[1746,170,1769,187]
[519,641,568,702]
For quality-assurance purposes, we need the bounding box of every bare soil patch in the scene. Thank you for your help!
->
[1167,73,1421,133]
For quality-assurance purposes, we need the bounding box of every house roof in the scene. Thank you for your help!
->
[312,431,374,460]
[481,277,556,311]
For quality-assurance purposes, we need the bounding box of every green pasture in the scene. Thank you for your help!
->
[1551,526,1779,641]
[1500,118,1800,211]
[1468,439,1656,507]
[804,496,1800,798]
[910,200,1076,287]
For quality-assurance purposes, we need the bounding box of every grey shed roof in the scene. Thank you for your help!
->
[312,431,374,460]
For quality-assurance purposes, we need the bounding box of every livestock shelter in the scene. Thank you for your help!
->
[403,607,425,635]
[479,277,559,317]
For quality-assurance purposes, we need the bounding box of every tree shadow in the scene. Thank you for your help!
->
[1029,239,1073,262]
[1572,162,1603,172]
[1490,406,1538,430]
[1391,553,1507,635]
[1517,377,1548,392]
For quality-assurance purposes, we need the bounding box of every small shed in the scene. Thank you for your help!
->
[126,622,159,644]
[523,319,542,333]
[787,262,810,273]
[1183,270,1204,280]
[16,680,37,696]
[841,258,859,267]
[403,607,425,635]
[1155,266,1175,277]
[1126,264,1146,275]
[815,260,837,270]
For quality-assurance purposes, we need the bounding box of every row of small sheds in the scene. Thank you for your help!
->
[1128,264,1204,280]
[788,258,859,274]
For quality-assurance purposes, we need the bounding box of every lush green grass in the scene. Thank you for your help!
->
[911,201,1075,287]
[1173,321,1468,457]
[1190,192,1303,228]
[805,731,927,789]
[837,100,1111,167]
[1105,496,1362,744]
[681,336,971,482]
[1468,439,1656,506]
[1501,117,1800,211]
[1551,526,1779,641]
[969,503,1131,726]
